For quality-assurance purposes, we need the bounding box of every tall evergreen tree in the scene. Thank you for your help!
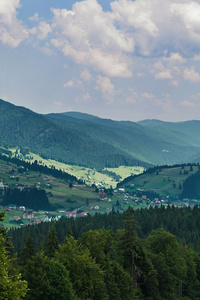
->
[44,224,59,258]
[0,212,27,299]
[56,235,108,300]
[20,233,35,266]
[22,250,75,300]
[144,228,188,300]
[119,208,141,287]
[119,208,158,299]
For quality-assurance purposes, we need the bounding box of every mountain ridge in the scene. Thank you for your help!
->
[1,98,200,168]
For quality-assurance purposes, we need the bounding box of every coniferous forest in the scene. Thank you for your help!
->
[1,206,200,299]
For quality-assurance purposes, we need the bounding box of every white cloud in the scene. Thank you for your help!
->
[141,92,154,99]
[50,0,134,77]
[37,21,52,40]
[29,13,39,22]
[0,0,28,47]
[164,52,186,64]
[81,69,92,81]
[75,92,92,103]
[125,89,138,104]
[155,70,172,80]
[29,21,52,41]
[64,80,74,88]
[181,100,196,107]
[95,75,115,95]
[111,0,158,36]
[3,0,200,65]
[83,92,92,102]
[193,54,200,61]
[3,0,200,121]
[125,96,136,104]
[171,2,200,34]
[184,67,200,82]
[154,61,164,71]
[171,80,178,87]
[151,98,172,111]
[40,46,54,56]
[0,0,20,25]
[151,53,186,84]
[110,0,200,58]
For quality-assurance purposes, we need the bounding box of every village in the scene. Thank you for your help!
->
[0,204,89,228]
[1,159,200,229]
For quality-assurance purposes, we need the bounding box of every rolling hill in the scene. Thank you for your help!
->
[1,98,200,169]
[47,112,200,166]
[117,163,200,199]
[0,99,144,169]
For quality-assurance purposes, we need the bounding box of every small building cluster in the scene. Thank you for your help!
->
[65,209,87,219]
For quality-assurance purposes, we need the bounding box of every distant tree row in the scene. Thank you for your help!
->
[2,187,51,210]
[100,169,122,182]
[0,147,12,157]
[0,154,77,182]
[181,169,200,199]
[117,163,200,195]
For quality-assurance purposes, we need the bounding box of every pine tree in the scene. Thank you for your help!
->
[20,233,35,266]
[119,208,140,287]
[145,228,188,300]
[0,212,27,299]
[44,224,59,258]
[56,235,108,299]
[22,250,75,300]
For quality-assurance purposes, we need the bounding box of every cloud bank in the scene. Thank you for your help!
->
[2,0,200,121]
[0,0,28,47]
[2,0,200,76]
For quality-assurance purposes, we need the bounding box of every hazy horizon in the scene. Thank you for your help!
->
[2,97,200,124]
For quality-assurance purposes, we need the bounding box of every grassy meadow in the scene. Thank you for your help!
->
[123,165,199,197]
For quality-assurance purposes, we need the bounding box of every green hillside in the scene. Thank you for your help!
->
[117,164,200,198]
[0,146,145,188]
[0,99,148,169]
[47,111,200,166]
[1,98,200,170]
[0,156,99,211]
[1,152,200,229]
[138,119,200,147]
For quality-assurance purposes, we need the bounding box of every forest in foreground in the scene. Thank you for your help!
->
[2,207,200,300]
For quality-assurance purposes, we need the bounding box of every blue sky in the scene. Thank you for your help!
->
[1,0,200,122]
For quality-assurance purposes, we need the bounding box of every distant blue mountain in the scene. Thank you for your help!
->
[1,98,200,169]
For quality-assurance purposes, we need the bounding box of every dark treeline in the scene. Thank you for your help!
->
[8,205,200,256]
[3,208,200,299]
[0,154,77,182]
[0,147,12,157]
[136,205,200,249]
[181,169,200,199]
[100,169,122,182]
[2,188,51,211]
[144,162,199,174]
[117,162,200,188]
[8,212,125,256]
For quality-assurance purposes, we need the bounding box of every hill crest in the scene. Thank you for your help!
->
[1,98,200,168]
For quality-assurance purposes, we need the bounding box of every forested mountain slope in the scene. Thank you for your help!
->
[0,99,144,169]
[1,98,200,169]
[47,111,200,166]
[138,119,200,147]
